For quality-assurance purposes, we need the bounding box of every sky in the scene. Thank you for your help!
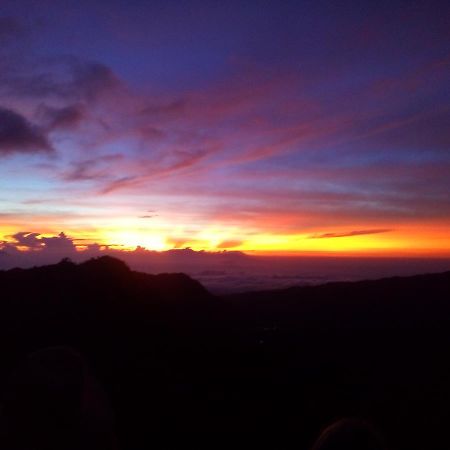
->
[0,0,450,258]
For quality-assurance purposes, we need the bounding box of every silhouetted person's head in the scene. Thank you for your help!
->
[3,346,117,450]
[5,347,84,443]
[311,418,386,450]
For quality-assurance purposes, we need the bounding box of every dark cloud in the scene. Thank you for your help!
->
[139,215,158,219]
[309,229,392,239]
[0,107,52,155]
[41,104,85,130]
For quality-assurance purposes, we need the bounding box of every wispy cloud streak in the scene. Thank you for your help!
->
[309,229,393,239]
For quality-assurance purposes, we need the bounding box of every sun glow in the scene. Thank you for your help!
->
[105,230,167,251]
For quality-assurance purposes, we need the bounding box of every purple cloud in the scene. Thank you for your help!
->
[10,232,42,249]
[71,61,121,102]
[0,108,52,155]
[40,232,76,252]
[9,231,76,252]
[42,104,85,130]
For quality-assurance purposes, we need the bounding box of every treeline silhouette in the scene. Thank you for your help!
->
[0,256,449,449]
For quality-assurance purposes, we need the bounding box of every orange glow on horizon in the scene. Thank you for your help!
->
[2,219,450,258]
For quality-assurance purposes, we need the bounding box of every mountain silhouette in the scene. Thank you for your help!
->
[0,257,449,449]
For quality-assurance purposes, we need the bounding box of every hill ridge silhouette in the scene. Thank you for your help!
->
[1,256,450,449]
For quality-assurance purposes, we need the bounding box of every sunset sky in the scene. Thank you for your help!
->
[1,0,449,256]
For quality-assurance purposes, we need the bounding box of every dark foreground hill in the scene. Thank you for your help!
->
[1,256,450,449]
